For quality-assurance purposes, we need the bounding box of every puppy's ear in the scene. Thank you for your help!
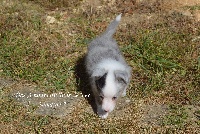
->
[95,72,107,90]
[92,68,107,90]
[114,70,129,85]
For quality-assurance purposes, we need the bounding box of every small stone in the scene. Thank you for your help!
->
[126,99,131,103]
[46,16,56,24]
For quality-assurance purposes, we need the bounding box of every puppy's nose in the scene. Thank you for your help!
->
[104,109,109,113]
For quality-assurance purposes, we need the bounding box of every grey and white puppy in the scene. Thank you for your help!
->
[85,14,131,119]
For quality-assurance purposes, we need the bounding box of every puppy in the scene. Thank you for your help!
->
[85,14,131,119]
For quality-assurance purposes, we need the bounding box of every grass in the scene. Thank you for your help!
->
[185,5,200,10]
[162,104,188,127]
[0,0,78,92]
[122,30,185,91]
[0,0,200,133]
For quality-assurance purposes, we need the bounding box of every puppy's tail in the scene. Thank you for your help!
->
[101,14,122,38]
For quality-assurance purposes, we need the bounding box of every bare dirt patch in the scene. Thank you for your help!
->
[1,0,200,133]
[1,77,133,119]
[140,104,168,126]
[139,102,200,127]
[0,78,16,89]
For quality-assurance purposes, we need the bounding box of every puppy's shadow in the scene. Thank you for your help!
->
[74,55,97,114]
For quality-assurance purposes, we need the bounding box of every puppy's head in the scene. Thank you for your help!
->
[92,68,129,113]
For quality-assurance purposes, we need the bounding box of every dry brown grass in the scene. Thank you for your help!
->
[0,0,200,133]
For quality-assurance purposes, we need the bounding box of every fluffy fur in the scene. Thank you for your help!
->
[85,14,131,119]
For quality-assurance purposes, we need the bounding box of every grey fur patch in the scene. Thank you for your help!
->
[92,68,106,78]
[85,14,131,91]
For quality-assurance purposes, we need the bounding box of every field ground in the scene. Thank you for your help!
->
[0,0,200,133]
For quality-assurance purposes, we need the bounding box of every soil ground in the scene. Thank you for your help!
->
[0,0,200,133]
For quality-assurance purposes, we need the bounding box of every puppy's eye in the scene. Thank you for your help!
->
[117,77,126,84]
[99,95,104,100]
[112,97,117,101]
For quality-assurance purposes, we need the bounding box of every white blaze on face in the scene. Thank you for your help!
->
[96,59,126,112]
[102,70,117,112]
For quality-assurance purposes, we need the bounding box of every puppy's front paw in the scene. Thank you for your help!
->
[98,112,108,119]
[122,89,126,97]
